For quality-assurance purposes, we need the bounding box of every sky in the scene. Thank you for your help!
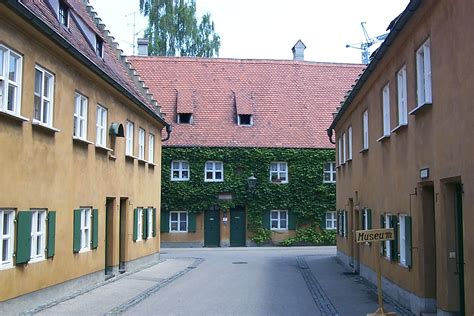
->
[89,0,409,64]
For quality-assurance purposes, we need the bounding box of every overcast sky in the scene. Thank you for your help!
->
[89,0,409,64]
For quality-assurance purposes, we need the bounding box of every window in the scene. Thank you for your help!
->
[399,214,406,265]
[170,211,187,232]
[30,209,46,261]
[205,161,223,182]
[125,121,134,156]
[136,208,143,241]
[95,105,107,147]
[362,110,369,150]
[74,93,88,139]
[348,126,353,160]
[80,208,91,251]
[0,45,22,116]
[171,160,190,181]
[382,84,390,136]
[34,66,54,126]
[138,128,145,160]
[0,209,14,268]
[323,162,336,183]
[342,132,347,163]
[338,137,342,165]
[325,211,336,230]
[338,210,348,237]
[362,208,371,230]
[238,114,252,126]
[148,134,155,163]
[147,208,154,238]
[270,210,287,230]
[416,39,432,107]
[58,0,69,27]
[397,66,408,125]
[95,35,103,58]
[177,113,192,124]
[384,214,392,259]
[270,162,288,183]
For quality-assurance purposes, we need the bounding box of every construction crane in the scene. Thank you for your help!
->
[346,22,389,64]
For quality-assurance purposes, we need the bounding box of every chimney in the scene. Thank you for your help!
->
[137,38,149,56]
[292,40,306,61]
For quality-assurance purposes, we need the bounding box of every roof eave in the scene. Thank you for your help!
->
[329,0,421,131]
[4,0,167,127]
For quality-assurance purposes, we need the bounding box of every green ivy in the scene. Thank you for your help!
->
[162,147,336,237]
[280,227,336,246]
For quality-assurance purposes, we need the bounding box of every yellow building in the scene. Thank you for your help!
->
[329,1,472,315]
[0,0,168,311]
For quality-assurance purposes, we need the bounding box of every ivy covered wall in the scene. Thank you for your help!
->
[162,147,336,234]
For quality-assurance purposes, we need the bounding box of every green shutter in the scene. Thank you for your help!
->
[73,209,81,253]
[367,209,372,229]
[380,214,385,255]
[288,211,296,230]
[47,211,56,258]
[160,210,169,233]
[344,210,348,237]
[262,210,270,229]
[152,208,157,237]
[16,211,32,264]
[390,215,398,262]
[133,208,139,241]
[188,212,196,232]
[406,216,412,268]
[142,209,148,240]
[91,209,99,249]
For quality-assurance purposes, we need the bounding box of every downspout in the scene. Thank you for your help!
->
[161,124,172,142]
[327,128,336,144]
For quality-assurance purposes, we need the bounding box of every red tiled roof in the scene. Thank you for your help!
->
[15,0,164,121]
[129,57,363,148]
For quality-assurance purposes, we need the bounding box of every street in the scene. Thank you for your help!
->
[30,247,412,316]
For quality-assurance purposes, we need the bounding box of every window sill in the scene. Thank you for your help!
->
[28,257,46,264]
[391,124,408,134]
[137,158,147,164]
[398,262,409,269]
[78,247,91,254]
[171,178,190,182]
[323,181,336,184]
[376,135,390,142]
[359,148,369,154]
[32,120,60,132]
[0,263,14,270]
[125,154,136,160]
[169,231,189,233]
[270,228,288,232]
[95,144,113,152]
[204,180,224,183]
[73,136,94,145]
[409,102,432,115]
[346,158,352,163]
[0,110,29,122]
[271,181,288,184]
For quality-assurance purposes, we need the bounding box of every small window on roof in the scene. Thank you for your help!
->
[96,35,103,58]
[177,113,192,124]
[238,114,252,126]
[58,0,69,27]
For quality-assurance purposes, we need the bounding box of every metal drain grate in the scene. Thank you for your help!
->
[232,261,248,264]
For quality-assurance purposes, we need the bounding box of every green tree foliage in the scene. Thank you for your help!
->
[139,0,221,57]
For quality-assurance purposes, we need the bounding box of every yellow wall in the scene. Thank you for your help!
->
[0,6,164,301]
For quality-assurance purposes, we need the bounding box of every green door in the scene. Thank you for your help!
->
[230,207,246,247]
[204,208,220,247]
[455,185,465,315]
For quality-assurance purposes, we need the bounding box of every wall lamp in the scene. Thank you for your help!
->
[247,173,257,192]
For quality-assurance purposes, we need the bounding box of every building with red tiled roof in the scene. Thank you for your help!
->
[129,48,364,248]
[0,0,167,311]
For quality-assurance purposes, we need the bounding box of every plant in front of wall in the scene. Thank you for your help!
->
[279,226,336,246]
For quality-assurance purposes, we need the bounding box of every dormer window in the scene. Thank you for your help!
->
[58,0,69,27]
[177,113,192,124]
[238,114,252,126]
[95,35,103,58]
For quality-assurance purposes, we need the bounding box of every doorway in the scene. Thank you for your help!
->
[230,207,246,247]
[421,185,436,300]
[455,184,465,315]
[119,197,127,272]
[204,206,220,247]
[105,197,115,275]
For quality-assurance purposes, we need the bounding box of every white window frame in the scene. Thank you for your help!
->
[169,211,188,232]
[136,207,143,241]
[384,213,392,259]
[416,39,432,107]
[79,208,91,252]
[323,162,336,184]
[30,209,46,262]
[147,208,153,238]
[125,120,134,156]
[269,162,288,183]
[0,209,15,269]
[382,84,390,136]
[348,126,353,160]
[341,211,347,237]
[343,132,347,163]
[204,161,224,182]
[74,93,88,140]
[0,45,23,116]
[362,110,369,150]
[325,211,336,230]
[363,209,370,230]
[399,214,407,266]
[397,65,408,125]
[338,137,342,165]
[95,105,107,147]
[270,210,288,230]
[34,65,54,127]
[171,160,190,181]
[138,128,145,160]
[148,134,155,163]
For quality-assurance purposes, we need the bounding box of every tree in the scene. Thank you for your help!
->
[139,0,221,57]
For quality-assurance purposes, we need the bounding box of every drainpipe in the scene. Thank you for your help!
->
[327,128,336,144]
